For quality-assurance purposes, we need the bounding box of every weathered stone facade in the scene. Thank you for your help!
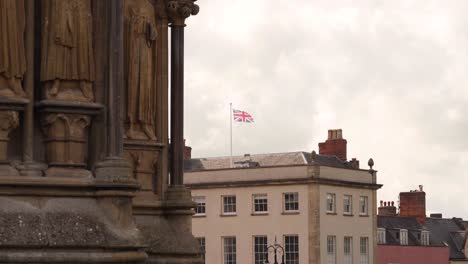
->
[0,0,199,263]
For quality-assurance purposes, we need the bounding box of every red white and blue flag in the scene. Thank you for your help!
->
[233,109,254,123]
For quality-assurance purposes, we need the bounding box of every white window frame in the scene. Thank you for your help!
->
[284,235,299,264]
[222,195,237,215]
[344,236,353,264]
[252,194,268,214]
[223,236,236,264]
[377,228,386,244]
[283,192,299,212]
[196,237,206,263]
[360,237,369,264]
[193,196,206,216]
[400,229,408,245]
[343,195,353,215]
[253,236,268,264]
[359,196,368,215]
[327,235,336,264]
[421,230,430,246]
[326,193,336,213]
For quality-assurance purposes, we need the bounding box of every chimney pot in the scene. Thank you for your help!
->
[183,140,192,160]
[430,213,442,218]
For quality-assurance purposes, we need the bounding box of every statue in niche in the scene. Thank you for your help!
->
[124,0,157,141]
[0,0,27,98]
[41,0,95,102]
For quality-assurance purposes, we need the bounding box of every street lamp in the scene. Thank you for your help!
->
[264,237,285,264]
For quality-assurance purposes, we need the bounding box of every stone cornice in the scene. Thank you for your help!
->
[186,177,383,190]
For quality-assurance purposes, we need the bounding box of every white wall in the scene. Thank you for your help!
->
[192,184,309,264]
[319,185,376,264]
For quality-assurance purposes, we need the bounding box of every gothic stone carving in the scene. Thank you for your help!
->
[41,113,91,173]
[0,111,19,161]
[123,142,159,192]
[41,0,95,102]
[0,111,19,176]
[0,0,27,98]
[124,0,157,141]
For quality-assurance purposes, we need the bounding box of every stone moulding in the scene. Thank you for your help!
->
[0,97,28,176]
[37,100,103,178]
[0,171,146,263]
[124,140,164,193]
[133,186,202,264]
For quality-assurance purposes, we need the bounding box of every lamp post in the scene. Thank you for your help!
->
[264,237,285,264]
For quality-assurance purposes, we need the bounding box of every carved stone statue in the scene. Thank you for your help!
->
[0,0,27,98]
[40,0,95,102]
[124,0,157,140]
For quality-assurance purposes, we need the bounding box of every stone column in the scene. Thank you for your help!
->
[94,0,134,184]
[17,0,46,176]
[167,0,199,187]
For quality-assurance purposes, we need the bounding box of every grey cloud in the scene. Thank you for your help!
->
[185,0,468,218]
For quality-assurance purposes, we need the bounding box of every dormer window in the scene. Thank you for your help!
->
[377,228,386,244]
[400,229,408,245]
[421,230,430,246]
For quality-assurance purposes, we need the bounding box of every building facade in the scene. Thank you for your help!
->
[185,129,382,264]
[377,187,467,264]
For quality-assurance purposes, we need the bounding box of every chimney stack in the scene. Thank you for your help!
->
[378,200,397,216]
[183,140,192,160]
[399,186,426,224]
[319,129,347,161]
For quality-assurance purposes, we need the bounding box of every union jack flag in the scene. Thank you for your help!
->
[233,109,254,123]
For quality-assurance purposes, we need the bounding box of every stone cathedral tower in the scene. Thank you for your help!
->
[0,0,199,263]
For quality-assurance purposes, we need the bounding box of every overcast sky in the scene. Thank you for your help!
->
[184,0,468,219]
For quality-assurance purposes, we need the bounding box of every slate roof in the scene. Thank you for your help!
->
[184,151,355,171]
[377,216,424,246]
[462,221,468,229]
[377,215,467,260]
[425,218,467,260]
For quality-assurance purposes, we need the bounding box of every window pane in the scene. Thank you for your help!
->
[224,237,236,264]
[253,194,268,213]
[284,235,299,264]
[223,196,236,214]
[344,195,352,214]
[359,196,368,215]
[327,236,336,264]
[326,194,336,213]
[254,236,268,264]
[284,193,299,212]
[360,237,368,264]
[344,237,352,264]
[193,196,206,215]
[197,237,206,263]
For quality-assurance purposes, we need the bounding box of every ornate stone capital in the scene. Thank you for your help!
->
[166,0,199,26]
[0,111,19,141]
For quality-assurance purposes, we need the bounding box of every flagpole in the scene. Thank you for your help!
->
[230,103,233,168]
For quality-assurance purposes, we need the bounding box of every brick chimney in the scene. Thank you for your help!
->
[319,129,347,161]
[183,140,192,160]
[399,185,426,224]
[378,201,397,216]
